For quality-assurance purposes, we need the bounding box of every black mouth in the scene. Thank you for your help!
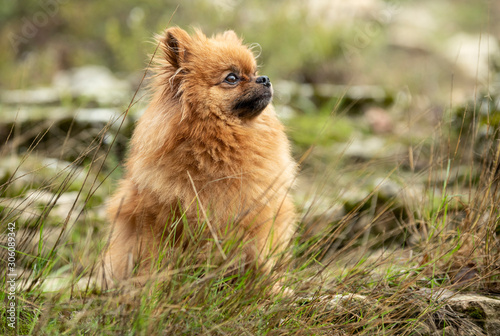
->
[233,91,272,119]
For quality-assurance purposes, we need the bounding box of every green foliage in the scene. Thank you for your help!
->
[287,114,354,148]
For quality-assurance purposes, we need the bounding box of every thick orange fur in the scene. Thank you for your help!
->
[101,27,297,285]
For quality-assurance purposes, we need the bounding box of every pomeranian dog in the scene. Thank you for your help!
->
[101,27,297,285]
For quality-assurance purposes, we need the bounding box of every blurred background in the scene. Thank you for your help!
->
[1,0,500,292]
[2,0,498,96]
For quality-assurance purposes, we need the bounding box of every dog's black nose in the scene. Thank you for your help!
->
[256,76,271,87]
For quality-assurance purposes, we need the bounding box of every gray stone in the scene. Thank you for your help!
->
[53,65,131,106]
[444,33,499,82]
[389,4,439,51]
[419,288,500,335]
[447,294,500,336]
[73,107,123,124]
[341,137,386,160]
[1,87,60,105]
[307,0,383,26]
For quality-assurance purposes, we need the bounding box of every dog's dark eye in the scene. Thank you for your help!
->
[224,73,239,84]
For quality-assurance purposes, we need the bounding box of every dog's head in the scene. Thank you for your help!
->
[157,27,272,121]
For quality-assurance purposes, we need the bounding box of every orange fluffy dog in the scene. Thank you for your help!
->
[101,27,297,284]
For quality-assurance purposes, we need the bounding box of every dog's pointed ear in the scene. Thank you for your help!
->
[162,27,192,69]
[217,30,241,43]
